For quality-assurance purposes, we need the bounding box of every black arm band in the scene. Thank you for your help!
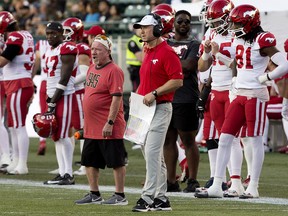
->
[267,73,271,81]
[1,44,21,61]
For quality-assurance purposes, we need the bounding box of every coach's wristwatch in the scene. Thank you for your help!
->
[152,90,158,98]
[108,120,114,125]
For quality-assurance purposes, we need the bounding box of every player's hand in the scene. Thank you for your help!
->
[196,98,205,119]
[211,41,220,56]
[46,102,56,113]
[203,40,211,53]
[258,73,270,84]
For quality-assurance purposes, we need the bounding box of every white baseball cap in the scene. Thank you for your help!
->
[133,14,158,29]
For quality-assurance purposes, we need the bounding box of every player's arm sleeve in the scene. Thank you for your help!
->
[1,44,21,61]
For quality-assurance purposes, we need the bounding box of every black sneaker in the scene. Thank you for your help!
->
[58,173,75,185]
[44,174,63,185]
[204,177,228,191]
[152,198,172,211]
[183,179,200,193]
[132,198,152,212]
[167,181,181,192]
[0,164,9,173]
[204,177,214,188]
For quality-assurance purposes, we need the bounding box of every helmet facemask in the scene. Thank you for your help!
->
[63,26,74,41]
[207,14,229,35]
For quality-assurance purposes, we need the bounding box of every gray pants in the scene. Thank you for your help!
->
[141,103,172,204]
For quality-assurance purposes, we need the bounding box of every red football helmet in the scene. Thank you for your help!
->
[228,4,261,38]
[152,4,175,34]
[32,113,58,138]
[62,17,84,42]
[199,0,214,22]
[207,0,234,35]
[0,11,16,34]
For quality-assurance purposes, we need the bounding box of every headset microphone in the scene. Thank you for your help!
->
[139,39,143,43]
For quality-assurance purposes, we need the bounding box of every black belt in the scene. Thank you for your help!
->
[157,101,171,105]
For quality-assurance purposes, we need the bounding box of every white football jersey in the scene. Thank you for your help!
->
[45,41,78,97]
[234,32,276,89]
[75,42,91,91]
[210,30,235,88]
[3,31,35,80]
[35,40,50,81]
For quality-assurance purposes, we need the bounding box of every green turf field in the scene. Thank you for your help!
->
[0,138,287,215]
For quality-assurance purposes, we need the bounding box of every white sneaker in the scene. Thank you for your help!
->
[239,191,259,199]
[73,166,86,176]
[0,154,11,166]
[132,144,141,150]
[49,168,59,174]
[240,187,259,199]
[195,185,223,198]
[8,166,28,175]
[6,158,19,173]
[207,185,223,198]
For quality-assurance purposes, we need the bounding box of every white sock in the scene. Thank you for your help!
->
[80,140,84,153]
[262,115,269,145]
[230,137,243,177]
[282,118,288,139]
[55,141,65,176]
[16,126,29,165]
[9,127,19,163]
[0,122,10,163]
[195,120,204,143]
[214,133,234,179]
[250,136,265,184]
[176,140,186,163]
[61,138,74,176]
[208,148,217,177]
[70,136,75,152]
[39,137,46,142]
[241,137,253,178]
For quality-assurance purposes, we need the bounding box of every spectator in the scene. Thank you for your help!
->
[131,14,183,212]
[165,10,200,193]
[85,0,100,23]
[70,0,88,20]
[16,4,34,30]
[106,4,121,30]
[0,11,35,175]
[98,0,111,22]
[75,35,128,205]
[43,22,77,185]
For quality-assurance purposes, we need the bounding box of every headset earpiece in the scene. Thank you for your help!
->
[150,13,163,38]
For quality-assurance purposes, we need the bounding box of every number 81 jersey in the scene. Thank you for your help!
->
[45,41,78,98]
[234,32,276,89]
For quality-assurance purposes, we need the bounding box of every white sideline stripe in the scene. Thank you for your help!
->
[1,179,288,206]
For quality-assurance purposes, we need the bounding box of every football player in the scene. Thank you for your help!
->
[0,11,35,175]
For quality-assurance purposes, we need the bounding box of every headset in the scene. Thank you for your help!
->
[150,13,163,38]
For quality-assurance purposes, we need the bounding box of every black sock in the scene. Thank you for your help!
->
[91,191,101,196]
[115,192,125,198]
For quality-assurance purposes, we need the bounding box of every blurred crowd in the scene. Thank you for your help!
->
[0,0,176,37]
